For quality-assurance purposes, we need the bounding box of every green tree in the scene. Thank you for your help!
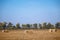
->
[55,22,60,29]
[12,25,16,29]
[47,23,52,29]
[33,23,37,29]
[30,24,32,29]
[39,24,42,29]
[22,24,27,29]
[7,22,13,29]
[0,22,7,30]
[51,25,55,29]
[2,22,7,30]
[42,22,47,29]
[26,24,30,29]
[16,23,21,29]
[0,22,3,30]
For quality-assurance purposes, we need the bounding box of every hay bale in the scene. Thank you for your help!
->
[2,30,9,32]
[49,29,52,32]
[24,30,33,34]
[49,29,57,32]
[24,30,27,33]
[5,30,9,32]
[2,30,5,32]
[52,29,57,32]
[28,30,33,34]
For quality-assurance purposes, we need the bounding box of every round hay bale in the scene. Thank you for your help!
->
[5,30,9,32]
[2,30,9,32]
[2,30,5,32]
[52,29,57,32]
[24,30,33,34]
[49,29,57,32]
[24,30,27,33]
[28,30,33,34]
[49,29,52,32]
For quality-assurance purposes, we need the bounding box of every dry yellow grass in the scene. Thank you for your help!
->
[0,29,60,40]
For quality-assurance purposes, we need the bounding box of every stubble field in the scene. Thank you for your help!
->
[0,29,60,40]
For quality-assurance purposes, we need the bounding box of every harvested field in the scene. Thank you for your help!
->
[0,29,60,40]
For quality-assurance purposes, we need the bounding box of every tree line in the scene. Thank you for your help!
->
[0,22,60,30]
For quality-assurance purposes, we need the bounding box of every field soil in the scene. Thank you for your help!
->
[0,29,60,40]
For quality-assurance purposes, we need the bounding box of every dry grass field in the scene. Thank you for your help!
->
[0,29,60,40]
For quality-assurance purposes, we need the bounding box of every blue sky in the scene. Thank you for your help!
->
[0,0,60,24]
